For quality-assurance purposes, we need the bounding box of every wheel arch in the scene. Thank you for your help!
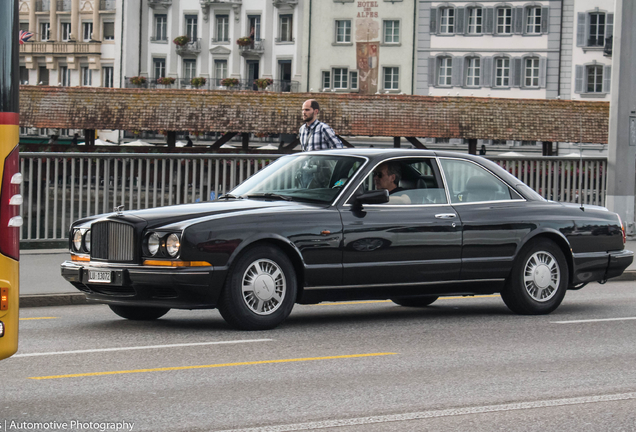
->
[514,229,574,285]
[225,235,306,297]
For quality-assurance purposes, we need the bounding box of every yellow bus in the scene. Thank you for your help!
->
[0,0,22,360]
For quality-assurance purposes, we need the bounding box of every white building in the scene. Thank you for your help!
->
[569,0,614,101]
[18,0,118,88]
[301,1,416,94]
[133,0,303,91]
[416,0,561,99]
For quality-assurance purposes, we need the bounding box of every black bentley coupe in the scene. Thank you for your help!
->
[61,149,633,330]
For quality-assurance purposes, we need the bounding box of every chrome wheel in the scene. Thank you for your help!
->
[241,258,287,315]
[523,251,560,302]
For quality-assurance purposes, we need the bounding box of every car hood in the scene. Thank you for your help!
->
[99,199,323,229]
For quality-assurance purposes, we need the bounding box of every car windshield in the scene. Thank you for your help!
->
[231,154,366,203]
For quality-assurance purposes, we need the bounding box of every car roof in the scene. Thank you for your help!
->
[293,148,484,162]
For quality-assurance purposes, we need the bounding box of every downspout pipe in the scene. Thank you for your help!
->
[138,0,143,74]
[411,0,416,95]
[118,0,125,88]
[557,0,563,97]
[306,0,312,92]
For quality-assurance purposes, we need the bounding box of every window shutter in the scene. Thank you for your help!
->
[455,7,465,34]
[603,65,611,93]
[484,7,494,34]
[576,13,586,46]
[574,65,583,93]
[512,58,522,87]
[539,57,547,88]
[452,56,463,87]
[428,56,436,87]
[430,8,437,34]
[514,7,524,34]
[606,13,614,39]
[541,7,549,34]
[482,56,493,87]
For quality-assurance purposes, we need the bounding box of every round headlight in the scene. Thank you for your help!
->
[84,230,91,252]
[166,233,180,257]
[147,232,160,256]
[73,230,83,252]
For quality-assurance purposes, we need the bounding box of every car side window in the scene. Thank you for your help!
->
[440,158,513,204]
[360,157,448,205]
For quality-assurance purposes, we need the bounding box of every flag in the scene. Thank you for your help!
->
[19,30,34,45]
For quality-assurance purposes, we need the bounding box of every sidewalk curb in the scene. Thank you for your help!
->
[18,271,636,308]
[20,293,90,308]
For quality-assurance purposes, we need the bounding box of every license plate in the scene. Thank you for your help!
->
[88,270,112,283]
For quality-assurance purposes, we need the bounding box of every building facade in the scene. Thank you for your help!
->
[18,0,118,88]
[130,0,303,91]
[302,1,416,94]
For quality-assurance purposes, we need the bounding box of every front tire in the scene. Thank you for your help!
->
[218,245,297,330]
[391,296,439,307]
[501,239,569,315]
[108,305,170,320]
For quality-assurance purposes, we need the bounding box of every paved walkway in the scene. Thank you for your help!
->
[18,241,636,307]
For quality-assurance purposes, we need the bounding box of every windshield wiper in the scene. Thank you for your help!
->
[218,193,245,200]
[247,193,293,201]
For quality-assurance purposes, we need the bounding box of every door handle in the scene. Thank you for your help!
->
[435,213,457,219]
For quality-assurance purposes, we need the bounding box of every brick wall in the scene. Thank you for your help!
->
[20,86,610,143]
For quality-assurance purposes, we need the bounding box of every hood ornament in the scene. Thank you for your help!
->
[114,205,125,215]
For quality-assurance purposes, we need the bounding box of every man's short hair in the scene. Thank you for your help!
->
[382,161,402,186]
[309,100,320,111]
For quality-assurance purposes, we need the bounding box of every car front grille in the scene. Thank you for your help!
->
[91,221,135,262]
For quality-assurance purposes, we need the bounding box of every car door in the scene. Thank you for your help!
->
[340,157,462,287]
[439,157,527,280]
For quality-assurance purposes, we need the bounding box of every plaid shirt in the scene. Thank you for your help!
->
[299,120,343,151]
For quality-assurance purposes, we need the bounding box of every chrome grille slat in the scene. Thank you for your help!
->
[91,221,134,261]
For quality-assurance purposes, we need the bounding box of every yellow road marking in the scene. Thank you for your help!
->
[19,317,58,321]
[29,352,398,380]
[312,294,500,307]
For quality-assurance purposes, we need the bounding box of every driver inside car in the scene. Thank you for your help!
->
[373,162,411,204]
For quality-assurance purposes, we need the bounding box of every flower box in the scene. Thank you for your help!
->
[157,77,175,85]
[236,37,253,47]
[191,77,207,87]
[254,78,274,89]
[173,36,190,46]
[221,78,239,87]
[130,76,146,85]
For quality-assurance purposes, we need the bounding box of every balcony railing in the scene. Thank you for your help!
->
[238,39,265,56]
[175,38,202,55]
[124,76,299,93]
[100,0,116,10]
[56,0,71,11]
[20,42,102,55]
[35,0,50,12]
[148,0,172,7]
[200,0,242,5]
[604,36,613,57]
[272,0,298,7]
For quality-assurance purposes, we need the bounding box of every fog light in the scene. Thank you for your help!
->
[0,321,4,337]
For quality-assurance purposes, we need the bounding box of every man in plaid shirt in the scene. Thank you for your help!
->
[299,100,344,151]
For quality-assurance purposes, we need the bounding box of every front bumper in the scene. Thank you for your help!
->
[61,260,227,309]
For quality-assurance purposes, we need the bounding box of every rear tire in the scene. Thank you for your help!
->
[501,239,569,315]
[218,245,297,330]
[391,296,439,307]
[108,305,170,320]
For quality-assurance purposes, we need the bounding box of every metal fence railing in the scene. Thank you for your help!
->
[18,153,608,242]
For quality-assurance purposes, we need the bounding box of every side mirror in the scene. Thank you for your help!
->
[353,189,389,208]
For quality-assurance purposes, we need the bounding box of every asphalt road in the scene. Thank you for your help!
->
[2,280,636,432]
